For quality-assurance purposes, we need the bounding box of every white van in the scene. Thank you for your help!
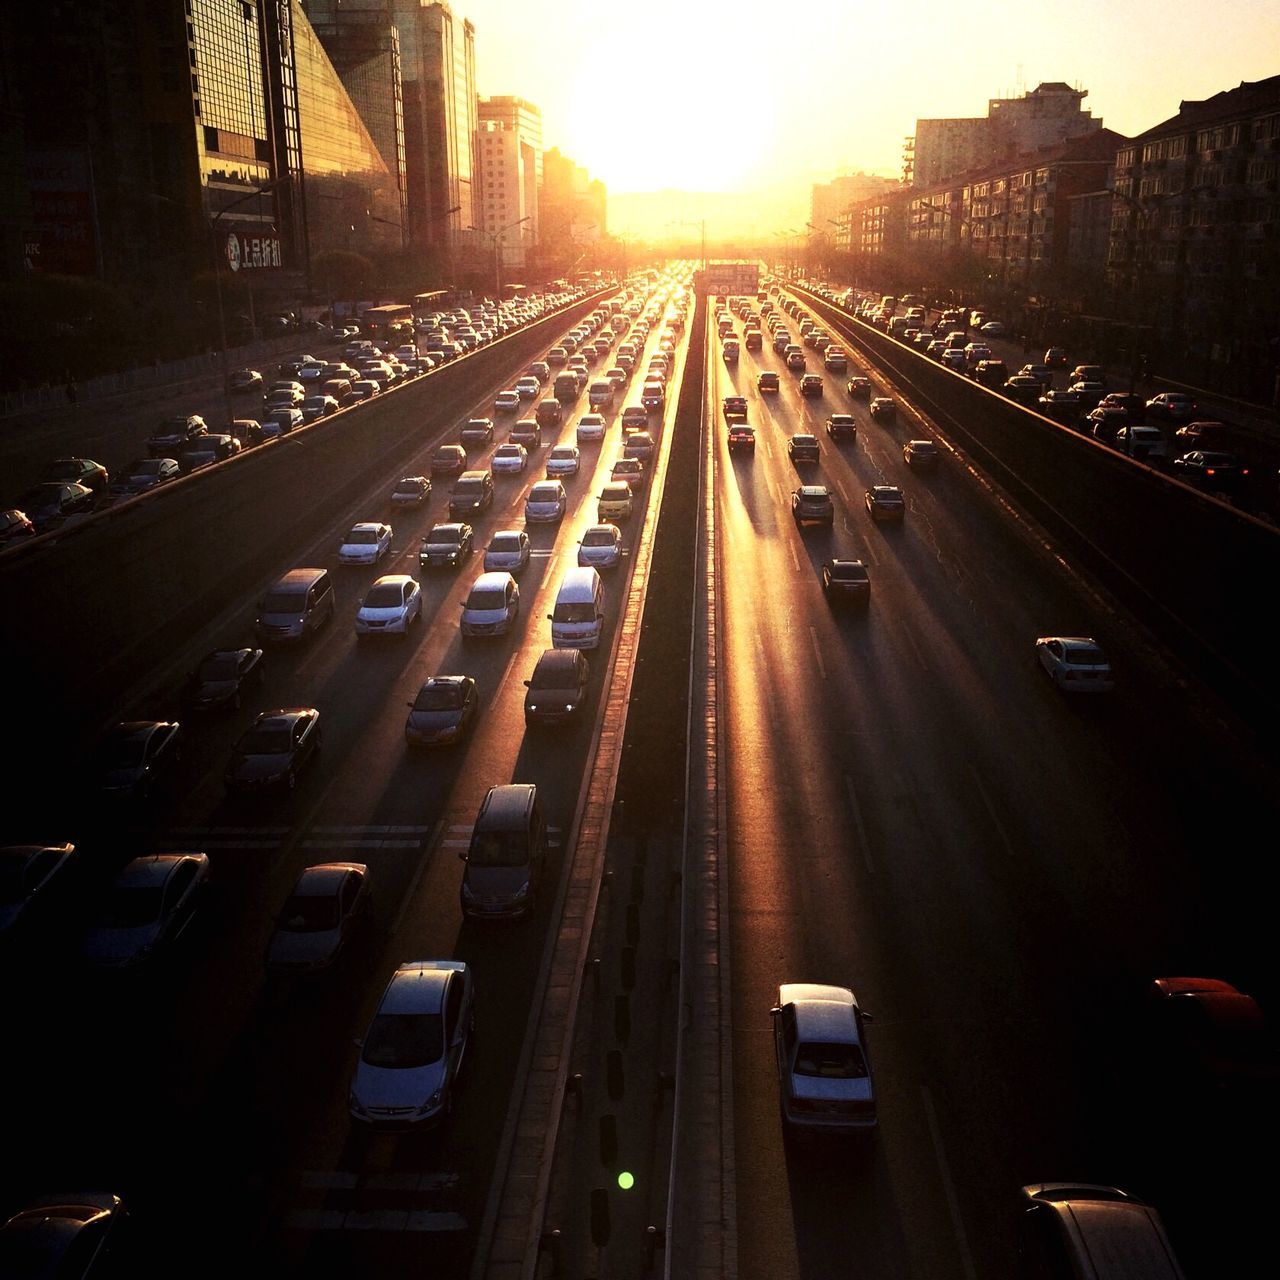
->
[548,566,604,650]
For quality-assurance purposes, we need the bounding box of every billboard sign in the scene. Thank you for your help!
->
[694,262,759,296]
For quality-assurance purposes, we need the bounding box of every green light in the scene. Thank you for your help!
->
[617,1171,635,1191]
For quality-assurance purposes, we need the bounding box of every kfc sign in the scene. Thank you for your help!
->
[226,230,282,271]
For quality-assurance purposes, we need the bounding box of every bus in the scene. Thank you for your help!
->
[413,289,474,317]
[360,303,414,342]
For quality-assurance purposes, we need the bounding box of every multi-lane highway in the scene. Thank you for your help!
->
[1,273,1277,1280]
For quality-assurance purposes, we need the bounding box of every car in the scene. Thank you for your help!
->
[576,412,608,442]
[1173,419,1233,448]
[0,843,79,944]
[420,521,474,570]
[266,406,306,434]
[722,339,740,363]
[1037,389,1084,420]
[1069,363,1106,386]
[460,417,495,448]
[491,442,528,475]
[1003,375,1044,405]
[349,959,475,1129]
[40,457,109,494]
[108,456,181,498]
[1034,636,1114,692]
[350,378,381,401]
[865,485,906,521]
[963,343,992,369]
[727,424,756,453]
[1147,976,1280,1095]
[535,398,563,428]
[610,457,646,491]
[147,415,207,457]
[979,320,1006,337]
[301,393,339,421]
[903,438,939,470]
[448,470,494,519]
[431,444,467,477]
[623,430,655,462]
[1171,449,1249,490]
[822,558,870,605]
[939,348,968,372]
[973,359,1010,389]
[0,508,36,542]
[355,573,421,636]
[390,475,431,507]
[18,481,96,529]
[93,719,182,801]
[792,485,834,525]
[1098,391,1146,420]
[524,647,591,727]
[494,389,521,413]
[722,395,749,422]
[846,375,873,398]
[81,853,210,967]
[788,433,820,464]
[525,479,568,523]
[605,366,629,389]
[264,385,306,411]
[1145,391,1197,423]
[824,347,848,371]
[515,375,540,399]
[546,444,581,476]
[785,350,807,371]
[338,521,392,565]
[183,647,264,711]
[757,371,780,393]
[229,367,265,393]
[770,982,877,1133]
[800,373,824,398]
[404,675,478,748]
[459,570,520,638]
[826,413,856,441]
[597,481,634,522]
[266,862,370,974]
[869,397,896,422]
[225,707,322,792]
[509,419,542,450]
[1113,425,1169,462]
[526,360,551,382]
[640,380,665,410]
[1044,346,1068,368]
[578,523,623,569]
[178,432,241,473]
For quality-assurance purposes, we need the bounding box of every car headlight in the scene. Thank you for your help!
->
[513,881,530,901]
[564,703,576,712]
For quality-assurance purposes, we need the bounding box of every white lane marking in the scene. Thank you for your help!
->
[900,621,928,672]
[391,817,445,936]
[301,839,422,849]
[308,825,432,834]
[808,625,826,679]
[843,774,875,875]
[921,1084,979,1280]
[834,478,850,505]
[968,764,1015,859]
[788,540,800,573]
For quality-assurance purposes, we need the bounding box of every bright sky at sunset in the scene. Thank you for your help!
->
[461,0,1278,201]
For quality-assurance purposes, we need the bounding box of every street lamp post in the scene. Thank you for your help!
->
[469,215,531,300]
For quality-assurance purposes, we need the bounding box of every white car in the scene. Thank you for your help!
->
[576,413,607,443]
[355,574,421,635]
[980,320,1007,337]
[390,475,431,506]
[545,444,581,476]
[1035,636,1115,693]
[578,524,623,569]
[824,347,848,371]
[349,959,475,1129]
[491,442,528,475]
[266,862,370,974]
[483,529,531,574]
[525,480,567,523]
[338,521,392,565]
[494,389,521,413]
[770,982,877,1133]
[514,376,540,399]
[460,571,520,637]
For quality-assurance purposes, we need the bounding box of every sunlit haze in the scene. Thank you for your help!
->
[463,0,1278,235]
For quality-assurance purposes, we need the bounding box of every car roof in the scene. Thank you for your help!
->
[371,573,414,588]
[253,707,312,728]
[118,853,204,888]
[347,522,384,534]
[797,485,829,497]
[380,960,466,1015]
[780,983,859,1042]
[532,648,584,677]
[292,862,365,896]
[472,571,513,589]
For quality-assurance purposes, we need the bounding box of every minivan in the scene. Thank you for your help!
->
[256,568,335,643]
[553,371,580,404]
[524,648,590,726]
[548,566,604,650]
[1019,1184,1185,1279]
[459,783,545,919]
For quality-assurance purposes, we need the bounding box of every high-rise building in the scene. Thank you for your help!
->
[476,96,542,270]
[810,174,898,230]
[540,148,605,272]
[907,83,1102,187]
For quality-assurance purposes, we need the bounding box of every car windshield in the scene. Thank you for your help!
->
[238,727,291,755]
[100,737,145,768]
[414,684,463,711]
[831,565,867,581]
[101,884,162,928]
[346,529,379,544]
[131,460,163,476]
[364,584,404,608]
[430,527,462,545]
[395,481,421,494]
[261,591,302,614]
[278,892,339,932]
[583,530,615,547]
[361,1012,443,1069]
[530,664,572,689]
[529,486,559,502]
[197,656,239,682]
[555,602,595,623]
[467,588,507,611]
[455,481,484,497]
[489,534,520,552]
[1067,647,1107,666]
[794,1040,868,1078]
[469,830,531,868]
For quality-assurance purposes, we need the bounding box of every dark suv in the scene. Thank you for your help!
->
[147,415,208,458]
